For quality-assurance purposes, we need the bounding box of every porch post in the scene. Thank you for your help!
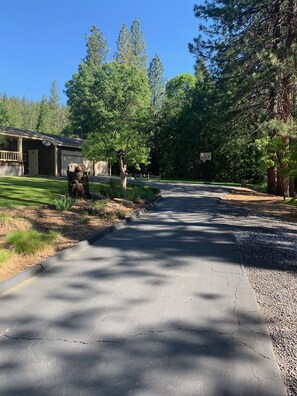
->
[54,145,58,176]
[17,137,23,161]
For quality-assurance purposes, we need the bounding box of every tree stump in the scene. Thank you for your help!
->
[67,164,91,199]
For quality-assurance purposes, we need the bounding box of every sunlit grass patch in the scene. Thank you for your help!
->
[5,229,59,255]
[285,197,297,206]
[0,248,12,264]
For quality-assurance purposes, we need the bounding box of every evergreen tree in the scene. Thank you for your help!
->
[65,62,98,138]
[49,81,60,109]
[114,23,132,65]
[0,92,67,134]
[130,17,147,70]
[148,54,165,111]
[36,96,51,132]
[159,73,196,178]
[147,54,165,174]
[84,25,108,66]
[189,0,297,195]
[49,81,60,133]
[66,25,109,138]
[0,95,11,126]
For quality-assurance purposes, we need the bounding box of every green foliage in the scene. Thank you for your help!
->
[89,179,159,202]
[5,229,58,255]
[88,200,109,215]
[284,197,297,206]
[0,133,6,144]
[188,0,297,194]
[114,18,147,69]
[114,209,127,220]
[48,81,66,133]
[65,63,98,138]
[36,96,51,132]
[124,185,158,202]
[0,248,12,264]
[84,25,108,66]
[148,54,165,111]
[88,200,126,221]
[82,62,151,183]
[98,179,123,199]
[130,17,148,70]
[54,195,74,211]
[114,22,132,65]
[0,87,67,134]
[80,210,90,224]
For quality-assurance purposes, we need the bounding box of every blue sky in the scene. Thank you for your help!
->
[0,0,202,104]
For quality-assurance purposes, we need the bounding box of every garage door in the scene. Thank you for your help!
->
[61,151,88,176]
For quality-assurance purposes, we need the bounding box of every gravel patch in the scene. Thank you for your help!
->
[221,203,297,395]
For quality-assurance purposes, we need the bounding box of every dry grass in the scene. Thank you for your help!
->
[224,187,297,222]
[0,200,136,282]
[0,212,32,232]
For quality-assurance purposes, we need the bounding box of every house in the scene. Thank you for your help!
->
[0,126,109,177]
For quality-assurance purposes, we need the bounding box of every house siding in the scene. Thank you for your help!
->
[22,140,56,176]
[0,162,23,176]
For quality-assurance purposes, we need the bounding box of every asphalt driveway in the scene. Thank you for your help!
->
[0,183,286,395]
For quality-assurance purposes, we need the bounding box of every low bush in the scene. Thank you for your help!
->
[87,201,126,221]
[80,210,90,224]
[88,200,109,216]
[114,209,127,220]
[124,185,159,202]
[54,195,74,211]
[5,229,59,255]
[95,180,160,202]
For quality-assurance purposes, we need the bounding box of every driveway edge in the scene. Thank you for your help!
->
[0,198,161,295]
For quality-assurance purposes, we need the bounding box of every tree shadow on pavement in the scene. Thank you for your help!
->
[0,188,287,395]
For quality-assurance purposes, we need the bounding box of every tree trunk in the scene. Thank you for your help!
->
[267,1,281,195]
[267,166,278,195]
[279,0,295,197]
[118,155,127,189]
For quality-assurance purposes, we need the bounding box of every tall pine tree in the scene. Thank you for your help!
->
[190,0,297,196]
[148,54,165,111]
[36,96,51,132]
[114,23,132,65]
[130,17,147,70]
[84,25,108,66]
[66,26,109,137]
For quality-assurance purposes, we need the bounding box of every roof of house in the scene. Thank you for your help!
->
[0,126,83,149]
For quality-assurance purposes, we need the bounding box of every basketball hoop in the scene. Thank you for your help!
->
[200,152,212,162]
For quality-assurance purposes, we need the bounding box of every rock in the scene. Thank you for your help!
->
[91,192,105,201]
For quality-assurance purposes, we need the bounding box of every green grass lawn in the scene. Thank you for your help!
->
[0,176,103,207]
[0,176,160,208]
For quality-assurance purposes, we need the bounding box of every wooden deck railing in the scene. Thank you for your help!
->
[0,151,19,161]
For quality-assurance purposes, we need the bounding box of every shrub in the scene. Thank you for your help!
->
[101,179,123,199]
[5,229,58,255]
[80,210,90,224]
[124,185,159,202]
[88,200,109,216]
[87,201,126,221]
[114,209,126,220]
[0,248,12,264]
[54,195,74,211]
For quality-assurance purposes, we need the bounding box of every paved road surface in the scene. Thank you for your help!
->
[0,183,286,395]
